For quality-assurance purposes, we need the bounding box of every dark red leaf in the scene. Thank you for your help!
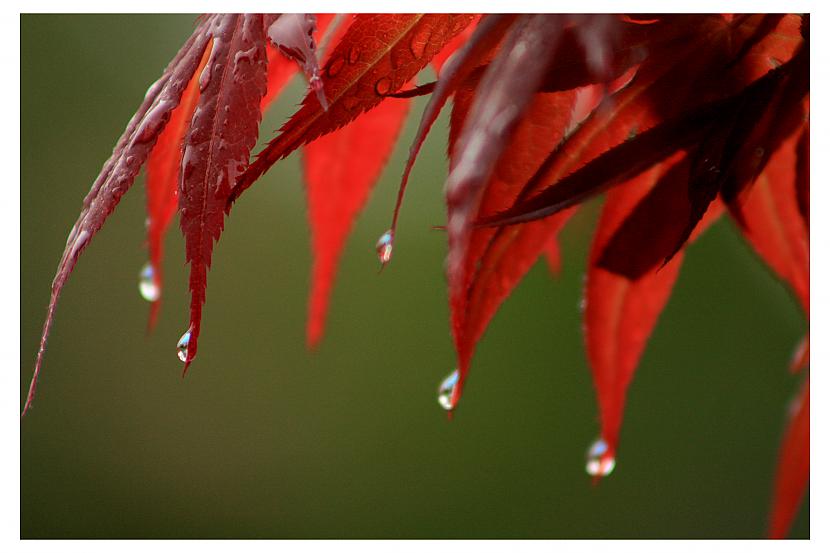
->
[229,14,475,207]
[22,17,215,416]
[380,14,516,251]
[795,122,809,230]
[480,15,803,229]
[144,41,213,331]
[768,379,809,538]
[177,14,268,370]
[585,152,724,462]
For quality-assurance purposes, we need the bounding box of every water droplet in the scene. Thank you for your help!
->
[348,46,360,64]
[375,77,392,96]
[138,262,160,302]
[585,438,616,477]
[327,57,345,77]
[310,74,329,111]
[376,230,394,265]
[409,28,432,59]
[437,369,459,411]
[198,62,212,92]
[176,329,192,363]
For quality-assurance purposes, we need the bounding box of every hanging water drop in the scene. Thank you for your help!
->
[138,262,160,302]
[176,329,192,363]
[437,369,459,411]
[585,438,616,477]
[376,230,394,265]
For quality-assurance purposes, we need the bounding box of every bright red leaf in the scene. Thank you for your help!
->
[302,90,411,347]
[230,14,475,207]
[768,379,809,538]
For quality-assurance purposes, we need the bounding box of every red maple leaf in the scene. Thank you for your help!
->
[22,13,809,539]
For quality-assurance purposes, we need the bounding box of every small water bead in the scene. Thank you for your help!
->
[437,369,459,411]
[138,262,160,302]
[375,77,393,96]
[348,46,360,64]
[585,438,616,477]
[376,230,394,265]
[327,57,345,78]
[176,329,192,363]
[310,74,329,111]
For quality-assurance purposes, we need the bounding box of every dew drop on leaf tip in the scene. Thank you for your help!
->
[585,438,616,477]
[437,369,460,411]
[176,329,192,363]
[376,230,394,265]
[138,262,160,302]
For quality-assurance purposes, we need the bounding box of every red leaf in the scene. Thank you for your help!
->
[481,15,803,229]
[22,17,214,416]
[384,14,515,253]
[430,15,479,74]
[177,14,268,370]
[542,237,562,276]
[445,79,579,409]
[303,90,411,347]
[229,14,475,206]
[446,17,571,391]
[733,127,809,314]
[585,153,724,461]
[768,379,809,538]
[144,40,213,331]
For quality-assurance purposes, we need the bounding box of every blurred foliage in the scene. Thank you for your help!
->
[21,15,807,538]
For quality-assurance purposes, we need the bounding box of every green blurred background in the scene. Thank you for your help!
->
[21,15,808,538]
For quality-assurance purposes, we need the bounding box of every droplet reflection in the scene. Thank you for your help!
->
[176,329,192,363]
[376,230,394,265]
[138,262,160,302]
[437,369,459,411]
[585,438,616,477]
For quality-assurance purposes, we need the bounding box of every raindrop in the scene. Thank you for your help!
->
[138,262,160,302]
[376,230,394,265]
[198,62,212,92]
[310,74,329,111]
[348,46,360,64]
[437,369,459,411]
[176,329,192,363]
[585,438,616,477]
[375,77,392,96]
[327,57,345,77]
